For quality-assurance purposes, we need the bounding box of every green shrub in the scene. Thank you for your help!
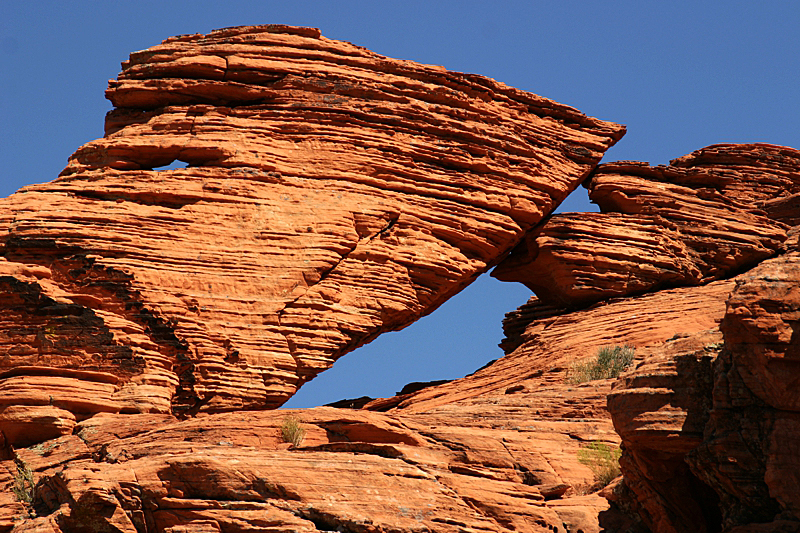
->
[578,441,621,488]
[280,415,306,447]
[12,460,35,508]
[567,345,635,384]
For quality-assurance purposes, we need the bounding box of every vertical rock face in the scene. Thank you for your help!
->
[0,25,624,431]
[605,251,800,533]
[587,150,800,531]
[493,144,796,308]
[688,250,800,529]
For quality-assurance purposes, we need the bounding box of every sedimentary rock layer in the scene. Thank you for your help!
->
[352,262,740,533]
[0,25,624,431]
[493,143,796,308]
[606,331,724,533]
[691,250,800,529]
[2,406,607,533]
[366,274,734,414]
[1,210,743,533]
[605,250,800,532]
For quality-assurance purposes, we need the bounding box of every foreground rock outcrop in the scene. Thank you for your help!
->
[0,270,738,533]
[603,249,800,533]
[0,24,624,440]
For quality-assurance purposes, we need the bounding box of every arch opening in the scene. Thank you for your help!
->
[281,187,599,409]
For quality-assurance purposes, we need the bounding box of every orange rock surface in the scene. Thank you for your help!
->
[2,407,607,533]
[3,23,800,533]
[688,250,800,530]
[487,144,800,532]
[3,267,735,532]
[493,144,796,308]
[0,24,623,437]
[604,251,800,533]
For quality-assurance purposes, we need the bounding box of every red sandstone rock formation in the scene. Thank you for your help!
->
[485,143,800,532]
[3,23,799,533]
[604,250,800,533]
[4,276,736,533]
[493,144,796,308]
[0,24,624,444]
[688,249,800,530]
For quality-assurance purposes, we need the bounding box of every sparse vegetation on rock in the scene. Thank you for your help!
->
[281,415,306,447]
[577,441,621,489]
[12,460,35,516]
[567,345,635,384]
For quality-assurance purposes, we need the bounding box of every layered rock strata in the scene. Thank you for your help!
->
[0,406,610,533]
[0,24,623,438]
[397,144,800,532]
[493,144,796,308]
[4,22,798,533]
[605,251,800,533]
[689,250,800,530]
[1,275,736,533]
[588,148,800,532]
[4,240,791,533]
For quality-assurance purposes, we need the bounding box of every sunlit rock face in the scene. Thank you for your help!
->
[490,143,800,533]
[0,24,623,434]
[8,22,798,533]
[493,143,797,308]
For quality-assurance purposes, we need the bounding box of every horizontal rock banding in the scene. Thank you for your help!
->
[1,406,607,533]
[0,25,624,433]
[493,143,796,308]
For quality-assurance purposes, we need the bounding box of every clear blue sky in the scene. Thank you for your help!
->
[2,1,798,408]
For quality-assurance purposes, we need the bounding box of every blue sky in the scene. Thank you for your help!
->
[2,1,798,407]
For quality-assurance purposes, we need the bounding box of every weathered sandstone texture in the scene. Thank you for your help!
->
[482,143,800,532]
[605,251,800,533]
[689,250,800,530]
[0,24,624,439]
[592,147,800,532]
[3,22,799,533]
[493,144,795,308]
[0,274,737,533]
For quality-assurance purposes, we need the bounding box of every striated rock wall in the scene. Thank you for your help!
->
[688,249,800,530]
[604,250,800,533]
[493,144,795,309]
[0,25,623,439]
[487,143,800,532]
[2,23,799,533]
[0,404,612,533]
[593,149,800,532]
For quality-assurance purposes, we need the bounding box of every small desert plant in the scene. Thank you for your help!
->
[280,415,306,447]
[567,345,635,384]
[578,441,621,489]
[12,460,35,510]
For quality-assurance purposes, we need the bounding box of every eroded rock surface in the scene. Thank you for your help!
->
[688,250,800,531]
[0,24,623,436]
[4,22,799,533]
[1,406,610,533]
[493,144,796,308]
[601,229,800,531]
[604,251,800,533]
[488,143,800,532]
